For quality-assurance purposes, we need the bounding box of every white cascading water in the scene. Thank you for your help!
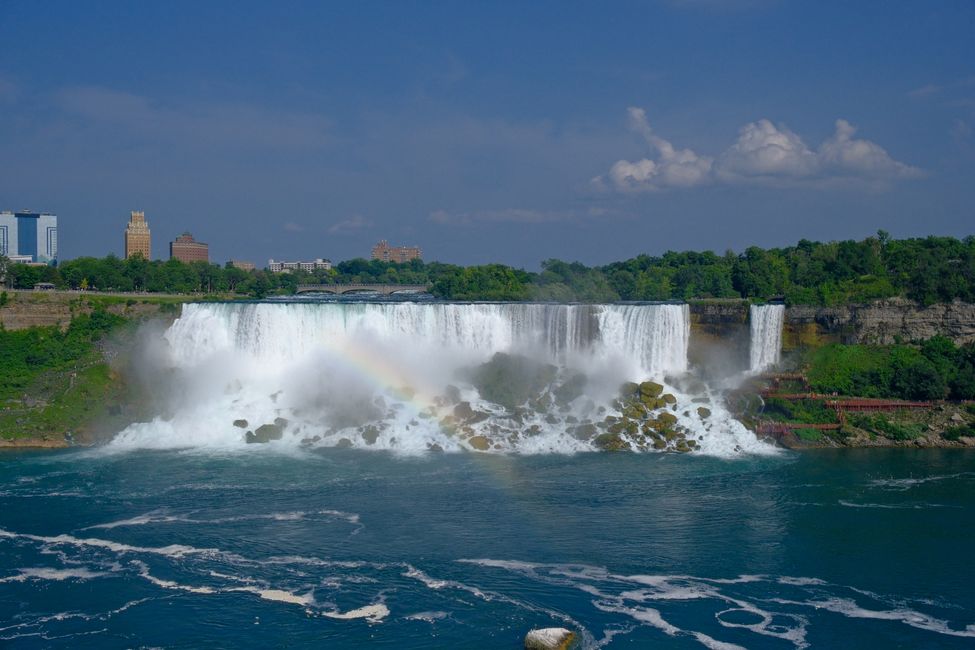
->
[749,304,785,372]
[110,302,772,456]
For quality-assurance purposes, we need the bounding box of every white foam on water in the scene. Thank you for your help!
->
[769,597,975,638]
[320,603,390,623]
[0,567,109,583]
[104,301,774,458]
[867,472,975,491]
[837,500,959,510]
[83,509,362,531]
[405,610,448,623]
[460,559,975,647]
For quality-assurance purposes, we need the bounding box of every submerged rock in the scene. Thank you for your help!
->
[233,419,248,429]
[524,627,576,650]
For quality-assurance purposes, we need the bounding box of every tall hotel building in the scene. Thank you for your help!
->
[170,232,209,263]
[124,211,152,259]
[0,210,58,264]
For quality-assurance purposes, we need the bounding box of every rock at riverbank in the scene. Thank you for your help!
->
[524,627,576,650]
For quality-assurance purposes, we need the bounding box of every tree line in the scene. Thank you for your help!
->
[1,232,974,305]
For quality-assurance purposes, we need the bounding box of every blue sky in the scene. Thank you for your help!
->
[1,0,973,268]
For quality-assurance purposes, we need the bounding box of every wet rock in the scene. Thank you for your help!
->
[245,421,286,444]
[697,407,711,418]
[662,393,677,405]
[233,419,248,429]
[361,425,381,445]
[639,381,664,399]
[454,401,475,420]
[524,627,576,650]
[554,373,587,405]
[468,435,490,451]
[622,403,646,420]
[657,412,678,426]
[619,381,639,397]
[427,443,444,452]
[335,437,353,449]
[594,432,628,451]
[444,384,462,405]
[652,438,667,450]
[572,423,597,439]
[468,352,557,410]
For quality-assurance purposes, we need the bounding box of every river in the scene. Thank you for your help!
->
[1,448,973,647]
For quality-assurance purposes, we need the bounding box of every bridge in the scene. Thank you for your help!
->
[295,283,432,295]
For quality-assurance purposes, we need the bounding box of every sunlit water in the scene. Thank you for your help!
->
[2,448,973,648]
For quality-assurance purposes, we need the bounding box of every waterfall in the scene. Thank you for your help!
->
[110,300,771,457]
[165,302,690,376]
[749,304,785,372]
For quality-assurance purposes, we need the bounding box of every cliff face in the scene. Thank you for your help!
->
[688,299,975,352]
[0,291,172,330]
[785,299,975,347]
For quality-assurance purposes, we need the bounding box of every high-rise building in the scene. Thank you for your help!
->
[371,240,422,263]
[170,232,209,263]
[124,211,151,259]
[0,210,58,264]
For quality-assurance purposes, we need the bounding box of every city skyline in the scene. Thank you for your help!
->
[0,2,973,269]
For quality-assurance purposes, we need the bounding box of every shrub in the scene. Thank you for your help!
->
[851,414,923,441]
[942,426,973,441]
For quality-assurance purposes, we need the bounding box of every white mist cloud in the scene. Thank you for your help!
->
[716,119,818,181]
[817,119,923,180]
[328,215,374,234]
[597,108,922,191]
[594,107,713,192]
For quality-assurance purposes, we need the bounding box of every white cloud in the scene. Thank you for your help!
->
[328,215,373,234]
[716,119,818,180]
[597,108,922,192]
[594,107,713,192]
[283,222,304,233]
[817,119,922,180]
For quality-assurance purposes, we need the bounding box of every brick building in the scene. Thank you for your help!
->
[170,232,209,263]
[371,240,422,263]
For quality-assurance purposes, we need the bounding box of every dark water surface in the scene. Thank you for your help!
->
[1,448,973,648]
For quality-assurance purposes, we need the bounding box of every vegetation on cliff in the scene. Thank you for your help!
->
[0,310,128,444]
[805,337,975,401]
[4,232,974,304]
